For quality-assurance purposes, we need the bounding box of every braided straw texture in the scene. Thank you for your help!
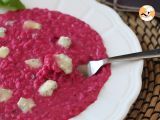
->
[119,12,160,120]
[98,1,160,119]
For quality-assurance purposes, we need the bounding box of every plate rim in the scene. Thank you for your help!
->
[91,1,144,119]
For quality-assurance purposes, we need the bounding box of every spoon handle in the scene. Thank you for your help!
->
[107,49,160,63]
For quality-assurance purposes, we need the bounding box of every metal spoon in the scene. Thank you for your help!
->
[78,49,160,77]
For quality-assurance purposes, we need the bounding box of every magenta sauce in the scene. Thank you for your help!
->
[0,9,111,120]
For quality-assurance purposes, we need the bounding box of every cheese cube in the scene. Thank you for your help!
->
[0,46,10,58]
[38,80,57,97]
[0,27,6,37]
[17,97,36,113]
[23,20,41,30]
[57,36,71,49]
[0,87,12,102]
[25,59,42,69]
[55,54,73,74]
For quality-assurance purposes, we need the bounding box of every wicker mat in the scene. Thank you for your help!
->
[98,1,160,120]
[119,12,160,120]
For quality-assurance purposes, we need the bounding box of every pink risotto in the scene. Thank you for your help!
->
[0,8,111,120]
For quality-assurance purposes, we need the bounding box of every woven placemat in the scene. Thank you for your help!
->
[98,1,160,120]
[119,12,160,120]
[119,13,160,120]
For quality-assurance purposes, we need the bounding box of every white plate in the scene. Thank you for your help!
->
[21,0,144,120]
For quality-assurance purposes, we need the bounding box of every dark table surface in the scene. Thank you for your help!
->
[103,0,160,17]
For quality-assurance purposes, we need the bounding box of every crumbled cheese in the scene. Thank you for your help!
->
[57,36,72,49]
[0,27,6,37]
[55,54,73,74]
[0,46,10,58]
[17,97,36,113]
[38,80,57,97]
[0,87,12,102]
[25,59,42,69]
[23,20,41,30]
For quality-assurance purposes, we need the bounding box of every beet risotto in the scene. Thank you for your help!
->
[0,8,111,120]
